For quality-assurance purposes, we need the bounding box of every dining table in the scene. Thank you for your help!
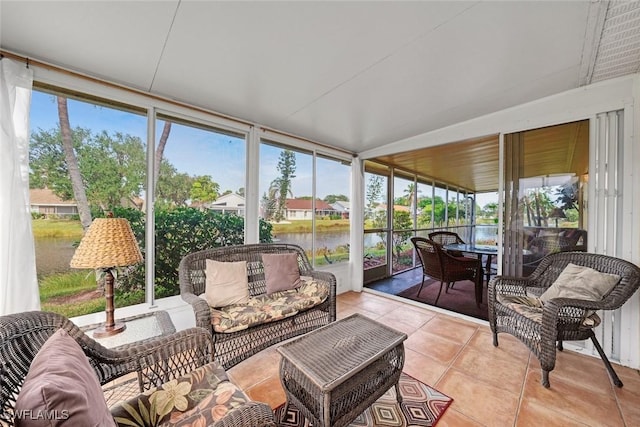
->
[443,243,499,289]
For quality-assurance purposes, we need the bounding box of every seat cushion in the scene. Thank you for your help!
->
[497,294,601,327]
[110,362,249,426]
[15,329,116,427]
[210,278,330,333]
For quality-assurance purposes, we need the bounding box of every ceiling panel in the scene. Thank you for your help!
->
[371,121,589,193]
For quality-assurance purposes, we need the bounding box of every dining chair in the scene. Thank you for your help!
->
[428,231,465,257]
[411,237,482,306]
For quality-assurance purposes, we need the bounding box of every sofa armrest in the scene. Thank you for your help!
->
[88,327,214,390]
[308,270,337,321]
[181,291,213,330]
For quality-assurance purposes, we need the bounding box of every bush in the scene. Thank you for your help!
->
[106,207,272,299]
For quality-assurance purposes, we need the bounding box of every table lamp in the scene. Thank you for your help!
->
[70,217,143,338]
[549,207,567,227]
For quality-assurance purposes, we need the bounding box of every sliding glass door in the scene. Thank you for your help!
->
[503,120,589,276]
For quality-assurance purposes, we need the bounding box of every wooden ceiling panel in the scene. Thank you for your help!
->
[370,120,589,193]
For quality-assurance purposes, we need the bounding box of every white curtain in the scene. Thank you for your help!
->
[0,58,40,315]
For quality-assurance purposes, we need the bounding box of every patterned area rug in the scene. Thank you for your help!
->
[273,372,452,426]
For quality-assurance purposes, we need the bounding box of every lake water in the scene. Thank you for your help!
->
[36,225,500,276]
[34,238,77,278]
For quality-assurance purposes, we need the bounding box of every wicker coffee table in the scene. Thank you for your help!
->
[277,313,407,427]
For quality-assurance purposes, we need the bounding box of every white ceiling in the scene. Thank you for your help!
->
[1,1,639,155]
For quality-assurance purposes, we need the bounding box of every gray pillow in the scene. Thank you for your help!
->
[15,329,116,427]
[262,252,301,295]
[540,263,621,303]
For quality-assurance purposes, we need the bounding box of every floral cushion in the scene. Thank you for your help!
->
[110,362,249,426]
[497,294,601,327]
[210,278,329,333]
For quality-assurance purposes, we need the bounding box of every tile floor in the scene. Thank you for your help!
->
[227,290,640,427]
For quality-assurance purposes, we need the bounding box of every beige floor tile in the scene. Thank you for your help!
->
[528,347,618,395]
[468,328,533,360]
[521,369,625,426]
[419,315,479,344]
[403,347,449,386]
[378,305,435,329]
[611,365,640,425]
[436,369,519,427]
[516,399,588,427]
[227,348,280,390]
[404,329,464,365]
[452,345,527,391]
[437,408,485,427]
[244,375,286,409]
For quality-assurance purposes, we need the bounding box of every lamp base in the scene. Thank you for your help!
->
[93,322,126,338]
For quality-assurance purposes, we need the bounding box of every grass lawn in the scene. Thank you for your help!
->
[270,219,349,233]
[32,218,83,239]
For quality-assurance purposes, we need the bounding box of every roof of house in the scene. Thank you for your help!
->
[29,188,76,206]
[208,193,245,208]
[285,198,335,211]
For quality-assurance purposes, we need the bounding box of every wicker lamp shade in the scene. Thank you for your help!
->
[70,217,142,338]
[70,218,142,269]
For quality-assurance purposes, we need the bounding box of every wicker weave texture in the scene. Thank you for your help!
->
[278,314,406,427]
[0,311,213,426]
[179,243,337,369]
[488,251,640,387]
[70,218,143,269]
[411,237,483,305]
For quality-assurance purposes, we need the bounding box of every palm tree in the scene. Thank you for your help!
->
[57,96,91,231]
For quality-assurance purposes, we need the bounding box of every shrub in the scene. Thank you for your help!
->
[105,207,272,299]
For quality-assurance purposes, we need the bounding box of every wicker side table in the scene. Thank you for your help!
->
[277,313,407,427]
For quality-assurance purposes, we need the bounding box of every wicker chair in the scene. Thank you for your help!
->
[180,243,337,369]
[428,231,466,257]
[522,235,584,276]
[0,311,275,426]
[411,237,483,306]
[489,252,640,388]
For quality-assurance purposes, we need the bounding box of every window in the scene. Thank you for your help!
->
[259,140,350,266]
[153,115,247,298]
[30,88,147,316]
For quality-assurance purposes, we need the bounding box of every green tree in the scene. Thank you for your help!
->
[30,125,147,212]
[57,96,92,230]
[156,161,193,207]
[153,121,172,193]
[365,175,383,222]
[482,202,498,219]
[273,150,296,222]
[418,196,446,226]
[392,210,413,263]
[190,175,220,205]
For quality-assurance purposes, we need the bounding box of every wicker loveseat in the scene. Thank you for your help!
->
[180,243,337,369]
[0,311,275,426]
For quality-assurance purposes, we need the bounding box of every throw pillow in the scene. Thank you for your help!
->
[14,329,116,427]
[262,252,301,295]
[204,259,250,307]
[540,263,621,303]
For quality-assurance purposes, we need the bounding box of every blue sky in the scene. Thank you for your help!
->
[29,90,350,200]
[29,90,496,205]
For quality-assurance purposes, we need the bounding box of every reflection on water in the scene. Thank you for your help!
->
[35,238,77,278]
